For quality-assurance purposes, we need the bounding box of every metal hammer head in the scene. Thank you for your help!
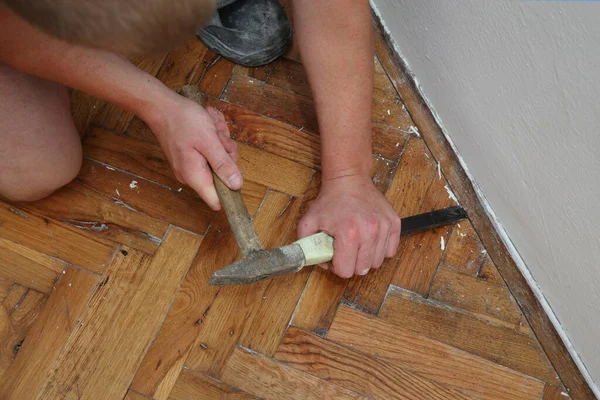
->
[209,244,306,286]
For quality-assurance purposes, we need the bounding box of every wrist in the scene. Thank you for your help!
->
[134,79,178,132]
[321,157,373,183]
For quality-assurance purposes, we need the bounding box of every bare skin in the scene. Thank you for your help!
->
[0,0,400,279]
[293,0,401,277]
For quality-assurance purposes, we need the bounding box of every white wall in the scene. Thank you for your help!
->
[371,0,600,391]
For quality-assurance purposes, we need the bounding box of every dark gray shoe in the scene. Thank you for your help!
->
[197,0,293,67]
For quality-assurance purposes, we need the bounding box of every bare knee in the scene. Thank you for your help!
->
[1,151,82,202]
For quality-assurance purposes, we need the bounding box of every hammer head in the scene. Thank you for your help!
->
[209,243,306,286]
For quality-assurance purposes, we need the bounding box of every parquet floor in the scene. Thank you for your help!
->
[0,7,578,400]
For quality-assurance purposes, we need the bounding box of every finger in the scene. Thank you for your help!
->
[332,234,358,279]
[372,222,390,269]
[206,106,227,124]
[198,138,242,190]
[181,152,221,210]
[219,135,238,163]
[318,262,330,270]
[355,241,375,276]
[386,215,402,258]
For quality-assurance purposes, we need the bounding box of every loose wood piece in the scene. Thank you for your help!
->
[131,185,266,400]
[185,191,297,377]
[328,306,544,400]
[20,182,168,254]
[0,201,114,274]
[373,17,593,398]
[275,327,471,400]
[220,346,365,400]
[169,368,259,400]
[0,267,98,399]
[430,266,532,334]
[440,220,486,275]
[76,159,214,235]
[0,237,64,293]
[38,229,201,399]
[351,136,437,312]
[391,173,458,296]
[92,53,167,132]
[380,287,559,384]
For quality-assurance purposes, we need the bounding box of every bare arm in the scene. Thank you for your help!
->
[0,6,241,209]
[293,0,401,277]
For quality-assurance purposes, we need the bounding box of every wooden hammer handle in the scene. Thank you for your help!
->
[178,85,262,256]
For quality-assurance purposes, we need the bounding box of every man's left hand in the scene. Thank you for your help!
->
[297,174,401,278]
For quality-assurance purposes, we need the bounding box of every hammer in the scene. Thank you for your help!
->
[178,85,467,286]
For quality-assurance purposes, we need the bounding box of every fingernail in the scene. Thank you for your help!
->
[228,173,242,188]
[359,269,370,275]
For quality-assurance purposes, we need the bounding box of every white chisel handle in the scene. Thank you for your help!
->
[294,232,334,265]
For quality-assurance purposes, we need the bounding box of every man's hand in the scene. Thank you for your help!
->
[148,94,242,210]
[298,175,401,278]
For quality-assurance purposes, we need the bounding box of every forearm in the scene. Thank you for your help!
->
[292,0,374,181]
[0,6,171,126]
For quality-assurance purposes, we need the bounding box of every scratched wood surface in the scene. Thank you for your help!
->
[0,12,585,400]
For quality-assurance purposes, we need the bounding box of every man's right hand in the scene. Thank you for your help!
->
[148,94,241,210]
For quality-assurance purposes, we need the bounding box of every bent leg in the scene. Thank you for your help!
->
[0,63,82,201]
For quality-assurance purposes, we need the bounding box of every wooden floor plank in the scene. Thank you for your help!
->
[543,384,572,400]
[478,253,505,286]
[237,177,319,355]
[430,266,533,334]
[390,173,458,296]
[0,289,47,379]
[131,185,267,400]
[0,278,11,303]
[380,286,559,384]
[0,267,99,399]
[37,229,201,399]
[275,326,472,400]
[169,368,259,400]
[1,284,27,312]
[0,237,64,293]
[220,346,365,400]
[76,159,214,235]
[223,71,319,133]
[440,220,486,275]
[207,98,322,169]
[83,126,269,211]
[18,182,168,255]
[193,51,236,98]
[351,136,437,312]
[156,38,208,90]
[328,305,545,400]
[185,190,299,377]
[0,201,115,274]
